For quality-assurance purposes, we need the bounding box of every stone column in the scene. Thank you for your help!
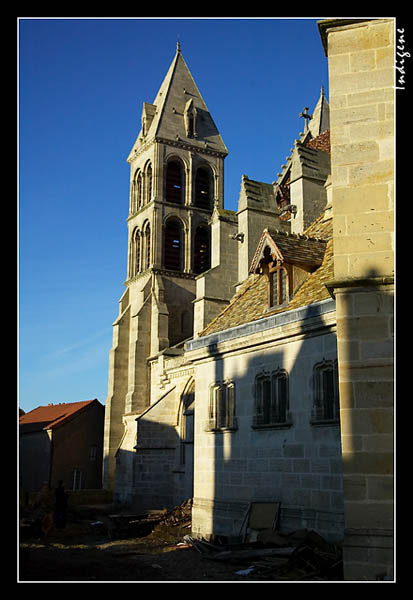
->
[319,18,395,580]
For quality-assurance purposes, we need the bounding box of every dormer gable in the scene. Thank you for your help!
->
[184,98,197,137]
[141,102,156,137]
[249,229,327,309]
[250,229,327,274]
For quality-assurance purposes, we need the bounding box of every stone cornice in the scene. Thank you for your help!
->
[125,267,197,287]
[317,18,376,56]
[128,135,228,164]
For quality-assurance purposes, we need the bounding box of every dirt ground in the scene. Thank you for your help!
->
[19,510,270,582]
[19,502,343,583]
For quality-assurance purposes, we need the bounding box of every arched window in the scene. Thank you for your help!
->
[207,380,236,431]
[165,159,184,204]
[143,223,151,270]
[253,369,291,428]
[193,225,210,274]
[164,218,184,271]
[194,166,212,209]
[270,266,289,307]
[145,163,152,204]
[129,228,141,277]
[312,360,339,424]
[131,170,142,213]
[179,380,195,465]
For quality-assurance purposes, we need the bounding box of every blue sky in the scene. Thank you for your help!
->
[18,17,329,413]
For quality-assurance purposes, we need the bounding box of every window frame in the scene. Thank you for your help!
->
[72,468,83,491]
[311,359,340,425]
[194,166,213,210]
[193,224,211,274]
[165,159,185,205]
[253,369,292,429]
[206,380,237,432]
[268,263,290,308]
[163,218,184,271]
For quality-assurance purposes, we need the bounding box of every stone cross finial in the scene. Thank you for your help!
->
[299,107,313,131]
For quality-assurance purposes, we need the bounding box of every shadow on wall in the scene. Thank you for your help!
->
[195,300,344,543]
[115,384,195,512]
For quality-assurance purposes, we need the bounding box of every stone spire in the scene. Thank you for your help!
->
[308,85,330,137]
[127,43,228,161]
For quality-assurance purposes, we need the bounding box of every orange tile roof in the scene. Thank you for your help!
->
[19,399,101,433]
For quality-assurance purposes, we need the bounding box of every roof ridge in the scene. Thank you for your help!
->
[267,227,327,244]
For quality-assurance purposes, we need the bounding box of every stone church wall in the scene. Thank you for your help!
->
[188,299,344,543]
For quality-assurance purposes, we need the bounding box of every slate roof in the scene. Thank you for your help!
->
[250,228,327,273]
[19,399,101,434]
[200,213,333,337]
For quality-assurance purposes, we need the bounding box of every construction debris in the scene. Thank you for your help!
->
[107,499,192,540]
[159,498,192,529]
[184,528,342,581]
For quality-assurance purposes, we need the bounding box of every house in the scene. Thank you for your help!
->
[19,399,104,493]
[104,18,394,580]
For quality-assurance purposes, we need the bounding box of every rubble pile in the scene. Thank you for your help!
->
[107,499,193,540]
[159,499,192,529]
[185,528,343,581]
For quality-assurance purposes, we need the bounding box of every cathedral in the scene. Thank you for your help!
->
[103,19,394,581]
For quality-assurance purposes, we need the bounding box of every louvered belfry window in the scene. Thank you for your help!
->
[165,160,184,204]
[193,225,210,274]
[144,223,151,269]
[194,167,211,209]
[164,219,183,271]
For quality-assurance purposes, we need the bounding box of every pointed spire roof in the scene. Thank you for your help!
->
[128,45,228,160]
[308,86,330,137]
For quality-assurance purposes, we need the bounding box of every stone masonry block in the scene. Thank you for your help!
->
[349,49,376,72]
[332,184,389,215]
[334,232,391,255]
[348,159,393,186]
[353,381,394,409]
[345,212,394,235]
[328,21,393,56]
[283,444,305,458]
[337,315,389,341]
[333,141,379,166]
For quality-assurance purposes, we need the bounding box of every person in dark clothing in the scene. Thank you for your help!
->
[54,480,67,529]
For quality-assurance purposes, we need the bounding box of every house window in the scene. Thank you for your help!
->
[193,225,210,274]
[164,218,184,271]
[165,159,184,204]
[269,266,289,307]
[207,381,237,432]
[253,369,292,428]
[89,445,97,461]
[311,360,340,424]
[72,468,83,491]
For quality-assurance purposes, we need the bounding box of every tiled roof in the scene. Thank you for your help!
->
[305,129,331,155]
[19,399,101,434]
[200,214,333,337]
[250,229,327,274]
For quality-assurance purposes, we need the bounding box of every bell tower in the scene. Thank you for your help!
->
[103,43,228,490]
